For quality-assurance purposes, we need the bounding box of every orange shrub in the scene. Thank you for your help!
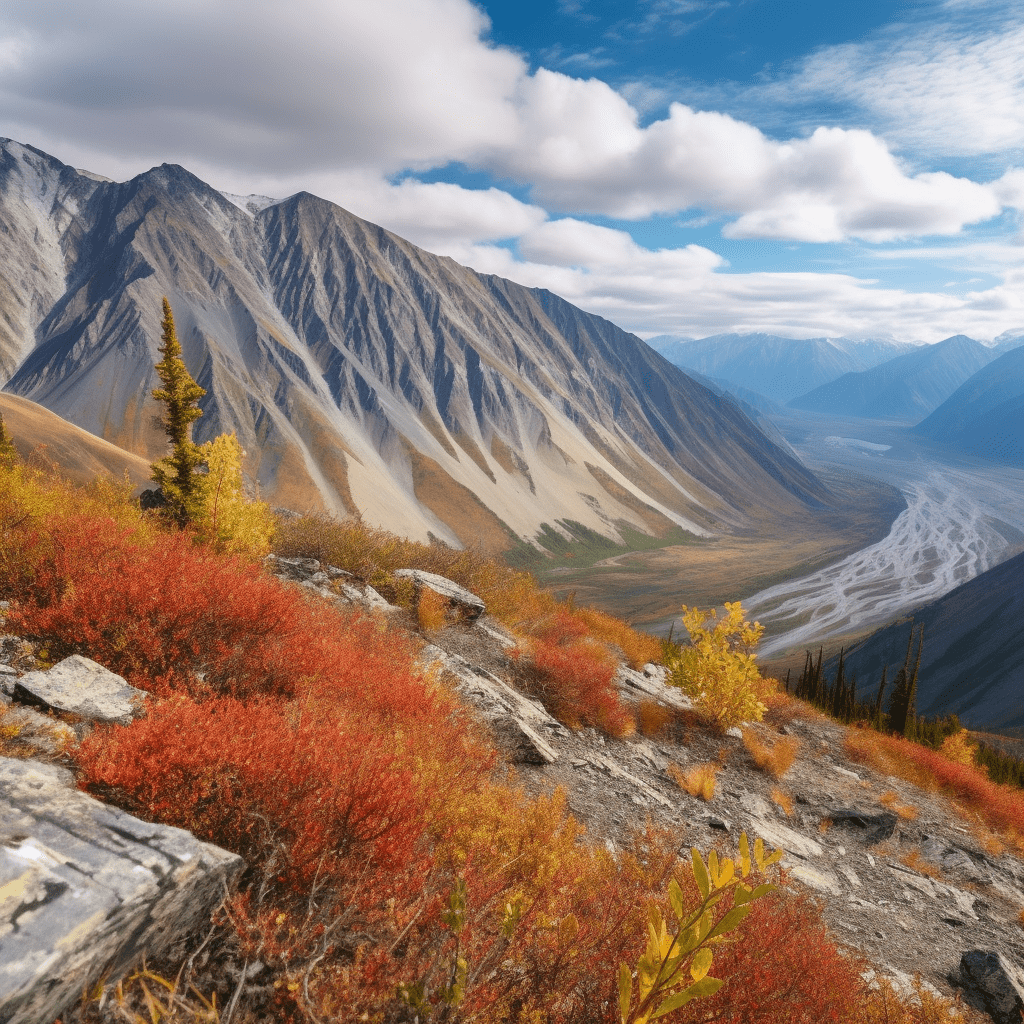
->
[637,699,672,738]
[669,761,717,800]
[570,606,661,669]
[743,729,800,778]
[846,730,1024,849]
[417,585,448,631]
[879,789,919,820]
[771,787,794,816]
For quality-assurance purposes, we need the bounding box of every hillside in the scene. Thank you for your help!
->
[0,138,831,555]
[3,453,1023,1023]
[829,550,1024,732]
[0,393,152,488]
[789,335,996,421]
[914,345,1024,463]
[648,333,910,405]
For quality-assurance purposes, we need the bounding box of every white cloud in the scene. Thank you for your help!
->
[768,10,1024,157]
[1,0,1015,247]
[436,222,1024,344]
[0,0,523,175]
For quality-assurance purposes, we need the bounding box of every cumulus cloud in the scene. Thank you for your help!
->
[0,0,1015,246]
[0,0,523,175]
[489,75,1002,239]
[437,223,1024,344]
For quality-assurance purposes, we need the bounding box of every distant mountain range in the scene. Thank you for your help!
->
[0,138,835,551]
[914,345,1024,463]
[647,333,912,405]
[831,549,1024,732]
[788,335,999,421]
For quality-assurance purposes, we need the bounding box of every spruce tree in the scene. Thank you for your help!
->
[150,298,207,528]
[905,624,924,738]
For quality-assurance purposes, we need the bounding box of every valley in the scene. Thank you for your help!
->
[741,415,1024,657]
[544,413,1024,675]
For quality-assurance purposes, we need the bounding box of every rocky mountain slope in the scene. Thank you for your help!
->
[0,138,831,551]
[914,346,1024,464]
[6,560,1024,1023]
[830,549,1024,732]
[789,335,997,421]
[648,333,911,405]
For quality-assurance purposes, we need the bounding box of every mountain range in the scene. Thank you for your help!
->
[788,335,999,421]
[914,344,1024,464]
[647,333,912,405]
[0,138,833,552]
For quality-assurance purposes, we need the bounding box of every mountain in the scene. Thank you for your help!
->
[913,345,1024,463]
[992,329,1024,355]
[788,335,996,421]
[683,371,795,456]
[0,139,833,551]
[831,550,1024,731]
[647,333,911,405]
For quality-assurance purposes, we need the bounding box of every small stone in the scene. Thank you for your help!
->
[13,656,146,726]
[725,726,743,739]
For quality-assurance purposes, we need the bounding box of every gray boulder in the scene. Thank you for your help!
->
[957,950,1024,1023]
[0,757,244,1024]
[13,655,146,726]
[394,569,485,622]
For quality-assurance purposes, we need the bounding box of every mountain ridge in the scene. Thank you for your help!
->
[788,335,997,421]
[0,138,833,552]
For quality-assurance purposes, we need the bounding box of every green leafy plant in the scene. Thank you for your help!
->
[618,833,782,1024]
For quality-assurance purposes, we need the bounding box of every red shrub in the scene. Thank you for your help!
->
[525,636,633,736]
[76,696,427,887]
[845,730,1024,850]
[706,888,869,1022]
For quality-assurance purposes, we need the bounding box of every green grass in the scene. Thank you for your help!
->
[503,518,702,572]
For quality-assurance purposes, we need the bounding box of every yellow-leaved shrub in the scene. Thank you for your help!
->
[940,730,981,770]
[664,602,771,730]
[196,432,275,557]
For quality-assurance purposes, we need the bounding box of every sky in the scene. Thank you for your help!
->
[1,0,1022,343]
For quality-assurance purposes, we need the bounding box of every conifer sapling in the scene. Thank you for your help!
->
[150,298,207,528]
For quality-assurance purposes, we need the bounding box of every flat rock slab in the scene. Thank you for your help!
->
[13,656,146,726]
[0,757,243,1024]
[615,666,692,711]
[394,569,485,621]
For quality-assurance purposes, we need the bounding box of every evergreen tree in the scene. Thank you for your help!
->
[905,624,925,738]
[0,411,17,467]
[150,298,207,527]
[873,665,888,726]
[888,666,912,735]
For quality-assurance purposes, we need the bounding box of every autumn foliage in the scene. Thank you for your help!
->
[845,728,1024,852]
[0,455,982,1024]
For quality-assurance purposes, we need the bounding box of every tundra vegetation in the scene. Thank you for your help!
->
[0,396,1009,1023]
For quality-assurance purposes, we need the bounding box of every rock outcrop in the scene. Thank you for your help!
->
[0,758,244,1024]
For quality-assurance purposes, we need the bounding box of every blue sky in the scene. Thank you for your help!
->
[0,0,1021,342]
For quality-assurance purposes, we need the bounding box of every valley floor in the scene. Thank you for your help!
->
[544,415,1024,668]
